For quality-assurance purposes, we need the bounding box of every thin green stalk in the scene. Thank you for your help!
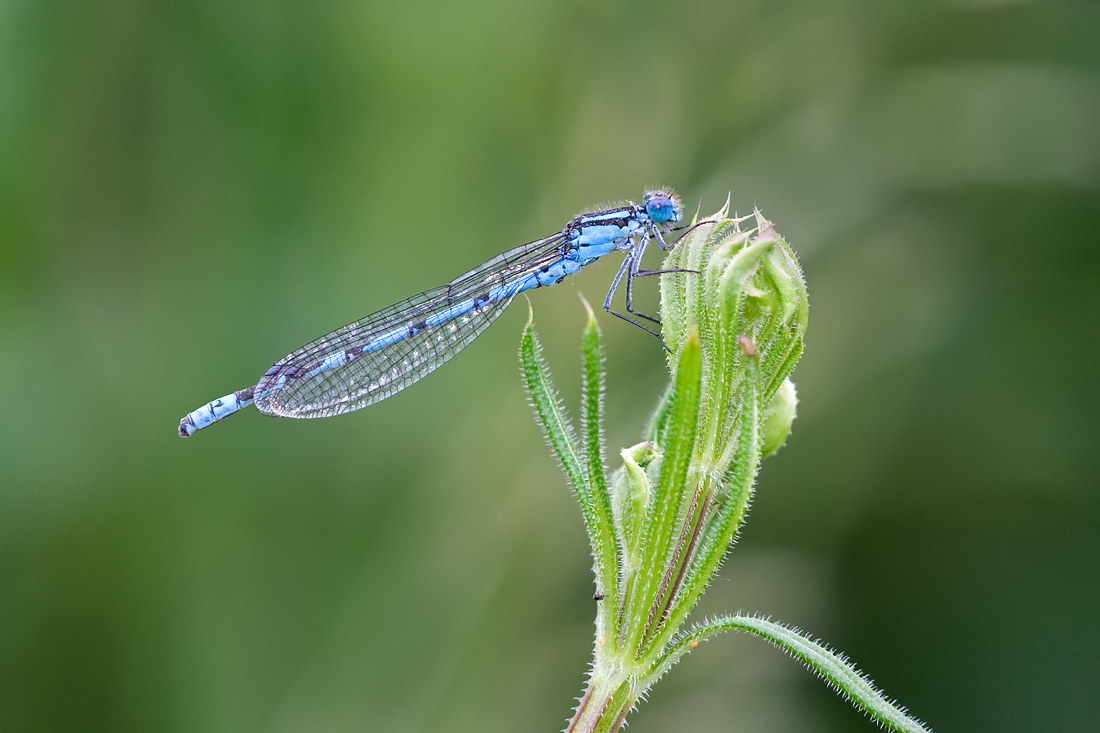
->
[655,615,932,733]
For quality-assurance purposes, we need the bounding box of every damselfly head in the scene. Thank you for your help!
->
[643,190,682,224]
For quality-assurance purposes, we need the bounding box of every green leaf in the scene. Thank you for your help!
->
[623,329,702,655]
[642,380,674,444]
[579,297,621,631]
[654,347,762,648]
[655,615,933,733]
[612,442,655,571]
[519,306,588,522]
[658,204,728,358]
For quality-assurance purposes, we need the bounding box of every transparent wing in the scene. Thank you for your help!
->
[253,231,568,419]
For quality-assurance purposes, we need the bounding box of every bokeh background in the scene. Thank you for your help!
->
[2,0,1098,731]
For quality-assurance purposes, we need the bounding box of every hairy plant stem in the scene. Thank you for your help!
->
[523,202,930,733]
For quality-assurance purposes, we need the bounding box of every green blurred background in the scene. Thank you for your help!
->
[2,0,1098,731]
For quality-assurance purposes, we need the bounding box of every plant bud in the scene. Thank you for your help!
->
[761,378,798,457]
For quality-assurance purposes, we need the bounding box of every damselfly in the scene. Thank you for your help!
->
[179,189,685,437]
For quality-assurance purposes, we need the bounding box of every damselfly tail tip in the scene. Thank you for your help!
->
[178,387,254,437]
[179,415,197,437]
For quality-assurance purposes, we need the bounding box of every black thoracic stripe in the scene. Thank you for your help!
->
[568,216,631,231]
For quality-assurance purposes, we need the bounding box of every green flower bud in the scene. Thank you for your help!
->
[610,441,658,579]
[656,206,808,471]
[761,377,798,457]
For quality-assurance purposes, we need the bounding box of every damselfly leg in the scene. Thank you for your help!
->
[602,224,700,352]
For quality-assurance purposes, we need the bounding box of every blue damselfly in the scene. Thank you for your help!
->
[179,190,685,436]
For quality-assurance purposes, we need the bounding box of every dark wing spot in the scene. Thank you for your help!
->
[407,320,427,335]
[345,345,363,360]
[263,364,281,377]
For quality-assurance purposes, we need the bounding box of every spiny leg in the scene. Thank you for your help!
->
[636,223,700,278]
[604,251,670,351]
[624,266,661,325]
[666,218,720,249]
[633,225,699,277]
[624,233,662,325]
[653,223,673,250]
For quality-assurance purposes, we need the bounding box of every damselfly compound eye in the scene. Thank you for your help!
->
[645,193,679,223]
